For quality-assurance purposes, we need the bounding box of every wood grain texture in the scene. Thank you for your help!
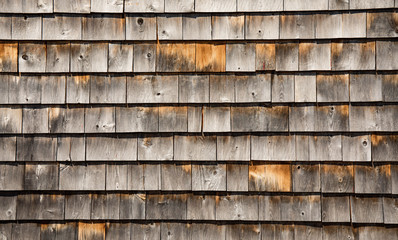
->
[196,44,226,72]
[315,105,349,132]
[203,106,231,132]
[174,136,216,161]
[292,164,320,192]
[91,0,123,12]
[351,197,384,223]
[217,135,250,161]
[43,15,81,40]
[133,44,156,72]
[158,14,182,40]
[280,14,315,39]
[321,196,351,222]
[350,0,394,9]
[119,194,146,219]
[251,135,295,160]
[261,225,294,240]
[106,223,130,240]
[90,76,126,103]
[332,41,376,70]
[226,164,249,191]
[342,135,371,162]
[66,75,89,104]
[377,41,398,70]
[372,135,398,162]
[188,106,202,132]
[192,164,226,191]
[212,15,244,40]
[146,194,187,220]
[284,0,328,10]
[383,197,398,224]
[86,137,137,160]
[165,0,194,12]
[24,164,58,190]
[126,15,157,40]
[128,75,178,103]
[321,164,354,193]
[238,0,282,11]
[216,195,258,220]
[178,75,210,103]
[0,43,17,72]
[322,226,354,240]
[19,43,46,72]
[49,107,84,133]
[91,194,120,220]
[78,223,105,240]
[316,74,349,102]
[159,106,187,132]
[138,136,173,160]
[0,164,24,190]
[82,15,125,40]
[17,137,57,161]
[272,74,295,102]
[0,107,22,133]
[367,12,398,38]
[71,43,108,72]
[108,44,133,72]
[382,74,398,102]
[195,0,236,12]
[8,76,40,104]
[294,74,316,102]
[294,226,322,240]
[12,16,41,40]
[354,165,391,194]
[275,43,299,71]
[0,137,16,161]
[11,223,40,240]
[226,44,255,72]
[161,164,191,190]
[85,107,115,133]
[106,164,128,190]
[17,194,64,220]
[59,164,105,190]
[54,0,91,13]
[256,44,275,70]
[156,43,195,72]
[249,164,292,192]
[309,135,342,161]
[0,15,12,40]
[299,42,331,70]
[57,137,85,161]
[125,0,165,12]
[350,74,382,102]
[46,43,70,73]
[187,195,216,220]
[235,74,271,103]
[182,14,211,40]
[209,75,235,103]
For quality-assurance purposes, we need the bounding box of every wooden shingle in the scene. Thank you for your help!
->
[158,14,183,40]
[82,15,125,40]
[17,194,64,220]
[86,137,137,161]
[43,15,82,40]
[125,0,165,13]
[216,195,258,221]
[383,197,398,224]
[209,75,235,103]
[85,107,115,133]
[0,196,16,220]
[108,44,133,72]
[71,43,108,72]
[161,223,190,240]
[24,164,58,190]
[17,137,57,162]
[46,43,70,73]
[331,41,376,70]
[133,44,157,71]
[192,164,226,191]
[161,164,191,190]
[12,224,40,240]
[315,105,349,132]
[106,223,131,239]
[126,15,157,40]
[355,165,391,194]
[382,74,398,102]
[342,135,371,162]
[0,164,24,190]
[49,107,84,133]
[299,42,331,71]
[292,164,320,192]
[8,76,41,104]
[212,15,244,40]
[11,15,41,40]
[0,107,22,133]
[159,106,188,132]
[91,194,120,220]
[182,14,212,40]
[203,106,231,132]
[90,76,126,103]
[0,15,12,40]
[19,43,46,72]
[256,44,276,71]
[309,135,342,161]
[66,75,90,104]
[248,164,292,192]
[321,164,354,193]
[272,74,295,102]
[188,106,202,132]
[54,0,91,13]
[217,135,250,161]
[351,197,384,223]
[178,75,210,103]
[56,137,85,161]
[275,43,299,71]
[119,194,146,219]
[238,0,283,11]
[376,41,398,70]
[280,14,315,39]
[350,0,395,9]
[294,74,316,103]
[316,74,349,102]
[261,225,294,240]
[284,0,328,10]
[235,74,271,103]
[165,0,194,12]
[196,44,226,72]
[187,195,216,220]
[127,75,178,103]
[0,43,17,72]
[0,137,16,161]
[227,164,249,191]
[367,12,398,38]
[146,194,187,220]
[138,136,173,160]
[372,135,398,162]
[251,135,296,160]
[321,196,351,222]
[350,74,382,102]
[91,0,123,12]
[191,224,225,240]
[195,0,236,12]
[156,43,195,72]
[78,223,105,240]
[226,44,256,72]
[174,136,216,161]
[59,164,106,190]
[106,164,128,190]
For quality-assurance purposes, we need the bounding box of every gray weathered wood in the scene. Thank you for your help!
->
[235,74,271,103]
[356,226,398,240]
[332,41,376,70]
[195,0,236,12]
[342,12,367,38]
[126,164,145,190]
[65,194,91,219]
[159,106,187,132]
[382,74,398,102]
[0,224,11,240]
[355,165,391,194]
[280,14,315,39]
[85,107,115,133]
[24,164,58,190]
[126,15,157,40]
[90,75,126,103]
[0,75,10,103]
[299,42,331,70]
[367,12,398,38]
[128,75,178,103]
[54,0,91,13]
[46,44,70,73]
[182,14,211,40]
[187,195,216,220]
[91,194,120,220]
[321,196,351,222]
[350,0,394,9]
[217,135,250,161]
[342,135,371,162]
[143,164,161,190]
[246,14,279,40]
[349,106,383,132]
[350,74,382,102]
[106,223,130,240]
[0,43,17,72]
[227,164,248,191]
[351,197,384,223]
[322,226,354,240]
[108,44,133,72]
[226,44,256,72]
[158,14,183,40]
[22,107,48,133]
[188,106,202,132]
[276,43,299,71]
[238,0,282,11]
[106,164,128,190]
[377,41,398,70]
[57,137,85,161]
[0,137,16,161]
[11,16,41,40]
[260,196,285,221]
[226,224,261,240]
[82,15,125,40]
[212,15,244,40]
[0,196,16,220]
[192,164,226,191]
[8,76,40,103]
[130,224,160,240]
[59,164,105,190]
[216,195,258,220]
[165,0,194,12]
[156,43,196,72]
[43,15,81,40]
[0,164,24,190]
[11,223,40,240]
[138,136,173,160]
[292,164,320,192]
[203,106,231,132]
[91,0,123,12]
[78,223,105,240]
[309,135,342,161]
[209,75,235,103]
[272,74,295,102]
[296,135,309,160]
[17,194,64,220]
[19,43,46,72]
[256,43,275,71]
[294,226,322,240]
[315,13,342,39]
[383,197,398,224]
[71,43,108,72]
[125,0,165,12]
[41,223,77,240]
[119,194,146,219]
[294,74,316,102]
[249,164,291,191]
[285,0,328,10]
[49,107,84,133]
[372,135,398,162]
[17,137,57,161]
[329,0,349,9]
[133,44,157,72]
[86,137,137,160]
[0,107,22,133]
[40,76,66,103]
[261,225,294,240]
[0,15,12,39]
[315,105,349,132]
[179,75,209,103]
[161,164,191,190]
[66,75,90,104]
[174,136,216,160]
[191,224,226,240]
[316,74,349,102]
[280,196,321,221]
[146,194,187,220]
[161,223,190,240]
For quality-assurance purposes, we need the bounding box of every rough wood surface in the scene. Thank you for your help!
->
[126,15,157,40]
[192,164,226,191]
[128,75,178,103]
[183,14,211,40]
[212,15,244,40]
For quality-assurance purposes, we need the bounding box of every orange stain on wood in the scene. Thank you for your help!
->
[196,43,226,72]
[0,43,18,72]
[256,43,275,70]
[249,164,291,192]
[78,222,105,240]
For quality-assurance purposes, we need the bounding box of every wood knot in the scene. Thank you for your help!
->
[22,54,28,60]
[137,18,144,25]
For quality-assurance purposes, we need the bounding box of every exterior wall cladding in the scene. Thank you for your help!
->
[0,0,398,239]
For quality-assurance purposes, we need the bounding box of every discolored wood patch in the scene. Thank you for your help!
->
[195,44,225,72]
[156,43,195,72]
[0,43,17,72]
[249,164,291,192]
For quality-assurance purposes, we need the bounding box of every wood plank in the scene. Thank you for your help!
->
[356,226,398,240]
[46,44,70,73]
[393,165,398,194]
[127,75,177,103]
[292,164,320,192]
[350,74,382,102]
[216,195,258,220]
[54,0,91,13]
[0,196,16,220]
[351,197,384,223]
[57,137,85,161]
[377,41,398,70]
[342,12,367,38]
[82,15,125,40]
[0,43,17,72]
[294,74,316,103]
[217,135,250,161]
[91,0,123,12]
[280,14,315,39]
[59,164,105,190]
[182,14,211,40]
[209,75,235,103]
[78,223,105,240]
[157,43,195,72]
[0,137,16,161]
[296,135,309,160]
[251,135,296,160]
[212,15,244,40]
[315,105,349,132]
[349,106,397,132]
[11,223,40,240]
[321,164,354,193]
[372,135,398,162]
[42,223,77,240]
[159,106,187,132]
[0,107,22,133]
[179,75,209,103]
[165,0,194,12]
[187,195,216,220]
[322,226,354,240]
[146,194,187,220]
[161,164,191,191]
[0,74,10,103]
[0,15,12,39]
[275,43,299,71]
[299,42,331,70]
[382,74,398,102]
[108,44,133,72]
[284,0,328,10]
[126,15,156,40]
[11,16,41,40]
[203,106,231,132]
[18,43,46,72]
[143,164,161,190]
[66,75,90,104]
[43,15,81,40]
[329,0,349,9]
[125,0,165,12]
[280,195,321,221]
[160,223,190,240]
[294,226,322,240]
[191,224,225,240]
[315,13,342,39]
[106,223,130,240]
[91,194,120,220]
[125,165,145,190]
[226,44,255,72]
[227,164,249,191]
[355,165,391,194]
[331,41,376,70]
[238,0,282,11]
[22,107,48,133]
[133,44,157,72]
[271,74,295,102]
[85,106,115,133]
[225,224,261,240]
[256,43,275,70]
[25,164,58,190]
[261,225,294,240]
[21,0,53,13]
[322,196,351,222]
[90,75,126,103]
[86,137,137,161]
[316,74,349,102]
[71,43,108,72]
[350,0,394,9]
[131,223,160,239]
[106,164,128,190]
[367,12,398,38]
[309,135,342,161]
[383,197,398,224]
[195,0,236,12]
[342,135,371,162]
[65,194,91,220]
[196,44,225,72]
[17,194,64,220]
[174,136,216,161]
[235,74,271,103]
[49,107,85,133]
[0,164,24,190]
[138,136,173,160]
[17,137,57,161]
[248,164,291,192]
[158,14,182,40]
[192,164,226,191]
[8,76,40,103]
[119,194,146,219]
[188,106,202,132]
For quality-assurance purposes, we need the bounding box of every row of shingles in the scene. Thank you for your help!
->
[1,223,398,240]
[1,162,397,194]
[1,12,397,41]
[0,191,398,224]
[1,73,397,105]
[1,41,397,73]
[0,0,396,13]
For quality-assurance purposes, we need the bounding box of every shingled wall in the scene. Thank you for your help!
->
[0,0,398,239]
